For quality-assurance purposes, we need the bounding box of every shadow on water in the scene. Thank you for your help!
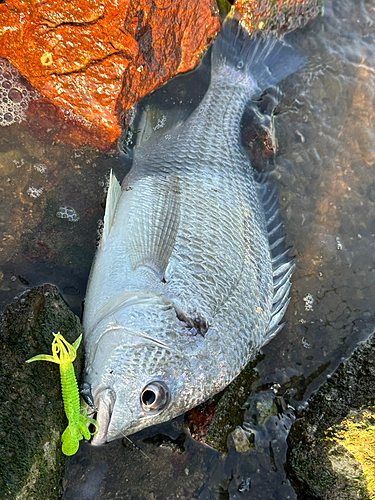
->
[1,0,375,498]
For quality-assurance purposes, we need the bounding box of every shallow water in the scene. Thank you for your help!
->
[2,0,375,498]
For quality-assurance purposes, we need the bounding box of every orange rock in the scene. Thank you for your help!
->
[0,0,220,150]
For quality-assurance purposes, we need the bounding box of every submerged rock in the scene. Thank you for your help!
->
[186,358,260,452]
[235,0,323,35]
[287,331,375,499]
[0,284,84,500]
[230,426,253,453]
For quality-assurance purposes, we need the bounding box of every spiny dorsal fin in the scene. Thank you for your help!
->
[102,170,121,247]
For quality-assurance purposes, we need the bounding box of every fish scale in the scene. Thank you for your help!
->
[164,139,252,316]
[82,14,304,443]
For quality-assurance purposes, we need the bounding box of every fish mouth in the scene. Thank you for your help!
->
[90,387,116,446]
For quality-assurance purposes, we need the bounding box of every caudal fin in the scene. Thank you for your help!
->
[212,10,306,95]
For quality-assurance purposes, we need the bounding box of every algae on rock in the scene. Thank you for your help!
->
[186,356,260,452]
[327,409,375,499]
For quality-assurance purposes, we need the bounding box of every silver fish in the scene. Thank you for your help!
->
[82,15,303,445]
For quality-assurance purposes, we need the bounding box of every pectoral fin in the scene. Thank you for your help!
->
[126,175,181,280]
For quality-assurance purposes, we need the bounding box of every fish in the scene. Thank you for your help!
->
[82,12,304,445]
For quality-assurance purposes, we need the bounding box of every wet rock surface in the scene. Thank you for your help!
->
[0,121,129,315]
[0,284,84,500]
[287,330,375,499]
[0,0,220,150]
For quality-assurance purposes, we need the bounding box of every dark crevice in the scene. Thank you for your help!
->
[39,14,105,29]
[49,51,131,78]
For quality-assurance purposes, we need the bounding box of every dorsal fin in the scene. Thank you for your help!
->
[101,170,121,247]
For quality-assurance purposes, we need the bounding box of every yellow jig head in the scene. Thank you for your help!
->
[26,333,98,456]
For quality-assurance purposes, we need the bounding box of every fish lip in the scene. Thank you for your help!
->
[91,387,116,446]
[79,381,96,409]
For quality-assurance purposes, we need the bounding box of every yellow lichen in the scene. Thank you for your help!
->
[327,411,375,499]
[40,52,53,66]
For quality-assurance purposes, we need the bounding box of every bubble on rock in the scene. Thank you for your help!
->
[13,158,25,168]
[27,186,44,198]
[8,88,22,103]
[0,57,39,127]
[33,163,47,174]
[237,477,251,493]
[303,293,314,312]
[56,206,79,222]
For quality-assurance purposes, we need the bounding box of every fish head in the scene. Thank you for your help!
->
[84,321,196,444]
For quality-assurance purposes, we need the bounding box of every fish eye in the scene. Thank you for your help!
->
[140,381,170,413]
[236,61,244,70]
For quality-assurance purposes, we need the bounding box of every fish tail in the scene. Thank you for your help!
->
[211,9,306,96]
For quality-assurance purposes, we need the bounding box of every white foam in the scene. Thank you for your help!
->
[0,58,39,127]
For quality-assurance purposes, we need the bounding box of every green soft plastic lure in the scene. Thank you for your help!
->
[26,333,98,456]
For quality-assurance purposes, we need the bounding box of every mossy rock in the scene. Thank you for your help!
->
[287,331,375,499]
[0,284,84,500]
[186,355,261,452]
